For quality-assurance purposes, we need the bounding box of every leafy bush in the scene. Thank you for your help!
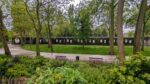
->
[13,56,32,64]
[76,62,113,84]
[15,56,48,67]
[27,61,113,84]
[0,54,149,84]
[0,55,12,76]
[5,63,30,77]
[27,67,87,84]
[0,56,49,78]
[108,54,150,84]
[49,59,68,68]
[32,56,50,67]
[80,66,108,84]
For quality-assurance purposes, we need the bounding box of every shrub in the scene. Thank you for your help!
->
[14,56,52,76]
[77,62,113,84]
[15,56,48,67]
[49,59,68,68]
[27,67,87,84]
[32,56,49,66]
[0,55,12,76]
[5,63,30,77]
[1,54,149,83]
[108,54,150,84]
[13,56,32,64]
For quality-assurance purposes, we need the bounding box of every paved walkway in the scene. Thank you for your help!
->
[0,44,116,63]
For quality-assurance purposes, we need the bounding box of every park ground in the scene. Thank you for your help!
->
[22,44,150,56]
[0,44,150,83]
[0,43,149,56]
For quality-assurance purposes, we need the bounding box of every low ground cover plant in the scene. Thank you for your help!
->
[0,54,149,84]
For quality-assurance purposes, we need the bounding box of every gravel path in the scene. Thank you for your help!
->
[0,44,116,63]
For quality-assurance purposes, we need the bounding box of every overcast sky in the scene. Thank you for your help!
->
[71,0,80,5]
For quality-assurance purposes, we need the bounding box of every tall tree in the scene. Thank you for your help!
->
[0,2,11,56]
[77,8,92,48]
[24,0,43,56]
[11,0,32,46]
[117,0,125,64]
[133,0,147,54]
[109,0,116,55]
[141,6,150,51]
[96,0,117,55]
[43,1,57,52]
[75,0,101,48]
[141,11,146,51]
[68,5,77,37]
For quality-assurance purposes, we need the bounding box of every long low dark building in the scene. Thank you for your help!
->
[12,37,150,46]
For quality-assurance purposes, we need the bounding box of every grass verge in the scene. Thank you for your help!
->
[22,44,150,56]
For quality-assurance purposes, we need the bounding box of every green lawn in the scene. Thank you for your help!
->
[22,44,150,56]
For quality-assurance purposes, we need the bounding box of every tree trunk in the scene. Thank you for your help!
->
[29,37,32,49]
[1,36,11,56]
[117,0,125,64]
[20,33,24,46]
[141,12,146,51]
[133,0,147,54]
[35,0,42,56]
[109,0,115,55]
[48,37,54,52]
[47,26,54,52]
[82,39,85,48]
[48,39,53,52]
[47,26,51,48]
[36,32,40,56]
[0,8,11,56]
[48,38,51,48]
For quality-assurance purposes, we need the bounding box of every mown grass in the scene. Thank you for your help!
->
[22,44,150,56]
